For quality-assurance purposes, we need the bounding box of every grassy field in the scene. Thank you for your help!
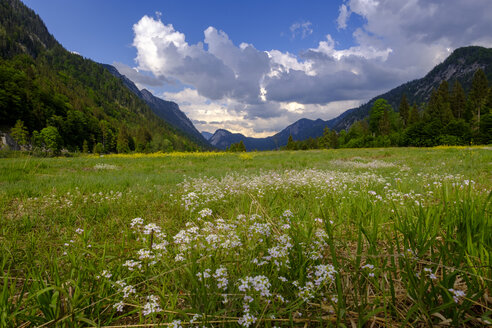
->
[0,147,491,327]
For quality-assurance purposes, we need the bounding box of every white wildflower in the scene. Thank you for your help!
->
[142,295,162,316]
[113,301,124,312]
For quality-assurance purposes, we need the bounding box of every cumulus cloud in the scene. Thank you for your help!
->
[133,16,269,102]
[129,1,492,136]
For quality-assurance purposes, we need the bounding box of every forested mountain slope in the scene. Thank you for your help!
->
[332,46,492,131]
[0,0,203,153]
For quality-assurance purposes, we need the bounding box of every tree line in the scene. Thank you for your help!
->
[284,69,491,150]
[1,51,200,155]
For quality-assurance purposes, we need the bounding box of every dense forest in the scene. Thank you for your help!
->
[0,0,202,154]
[284,69,492,150]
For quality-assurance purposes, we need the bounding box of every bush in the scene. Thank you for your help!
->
[93,142,104,154]
[40,126,62,155]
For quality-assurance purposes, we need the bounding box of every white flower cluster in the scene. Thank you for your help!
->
[238,311,257,327]
[198,207,213,218]
[330,159,396,169]
[178,169,384,212]
[142,295,162,316]
[123,260,142,271]
[213,267,228,291]
[94,163,118,170]
[296,264,337,302]
[238,275,271,297]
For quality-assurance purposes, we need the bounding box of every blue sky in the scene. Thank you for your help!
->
[23,0,492,137]
[23,1,360,64]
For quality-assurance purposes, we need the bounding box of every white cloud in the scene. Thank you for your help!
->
[133,15,268,102]
[129,2,492,137]
[267,50,316,76]
[161,88,361,137]
[337,4,351,30]
[113,62,167,89]
[310,34,393,61]
[290,21,313,39]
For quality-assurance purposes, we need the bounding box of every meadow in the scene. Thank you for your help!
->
[0,147,491,327]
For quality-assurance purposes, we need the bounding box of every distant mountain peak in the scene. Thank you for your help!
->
[209,118,334,151]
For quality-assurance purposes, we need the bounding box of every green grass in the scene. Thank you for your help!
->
[0,147,491,327]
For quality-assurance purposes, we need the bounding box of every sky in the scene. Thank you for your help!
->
[23,0,492,137]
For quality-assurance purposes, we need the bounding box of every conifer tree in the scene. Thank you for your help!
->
[319,127,330,149]
[10,119,29,148]
[398,94,410,126]
[379,108,391,135]
[369,99,392,135]
[468,69,489,130]
[408,104,420,125]
[450,81,466,119]
[329,130,338,148]
[238,140,246,152]
[286,135,295,150]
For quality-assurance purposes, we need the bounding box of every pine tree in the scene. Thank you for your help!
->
[329,130,338,148]
[286,135,295,150]
[408,104,420,125]
[319,127,330,149]
[426,89,440,121]
[438,81,453,124]
[468,69,489,130]
[398,94,410,127]
[450,81,466,119]
[10,119,29,148]
[379,108,391,135]
[238,140,246,152]
[369,99,392,135]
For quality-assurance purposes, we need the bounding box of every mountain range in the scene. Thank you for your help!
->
[209,46,492,150]
[1,0,491,153]
[209,118,336,150]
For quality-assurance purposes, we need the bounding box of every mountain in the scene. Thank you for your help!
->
[210,46,492,150]
[0,0,203,152]
[201,131,213,140]
[209,118,333,151]
[209,129,276,151]
[0,0,59,58]
[103,64,210,148]
[331,46,492,131]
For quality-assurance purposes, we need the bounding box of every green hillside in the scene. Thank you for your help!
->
[0,0,203,153]
[332,46,492,132]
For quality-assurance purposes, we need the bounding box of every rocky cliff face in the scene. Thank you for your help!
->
[103,65,211,148]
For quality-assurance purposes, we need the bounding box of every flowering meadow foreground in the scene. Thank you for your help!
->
[0,147,491,327]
